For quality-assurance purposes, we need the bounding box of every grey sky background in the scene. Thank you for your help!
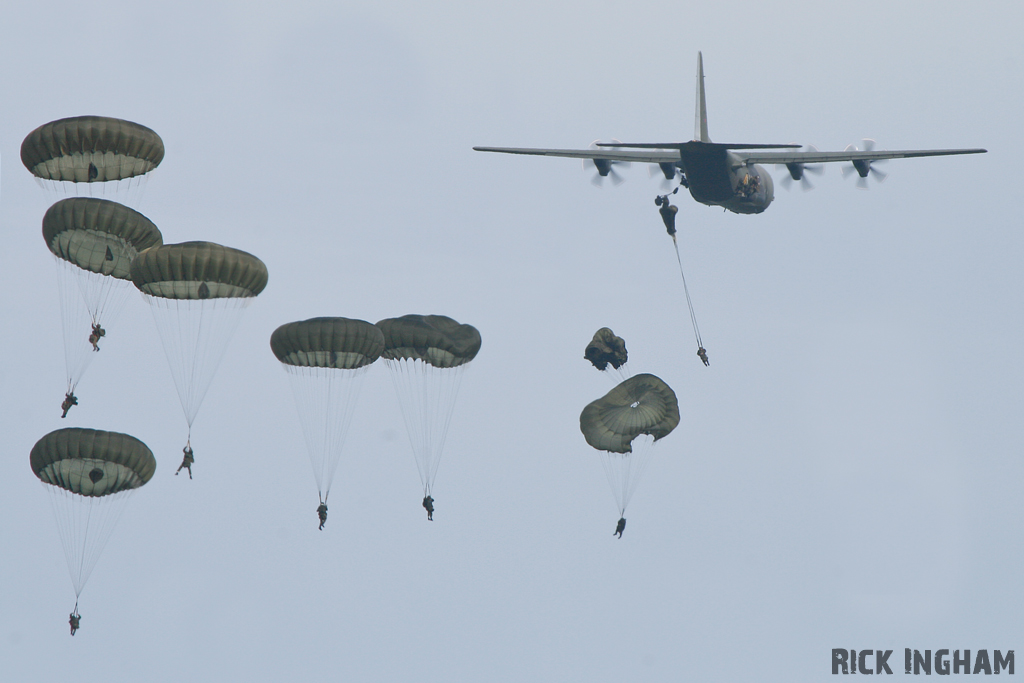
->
[1,1,1021,681]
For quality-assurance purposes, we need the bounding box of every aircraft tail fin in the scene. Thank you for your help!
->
[694,52,711,143]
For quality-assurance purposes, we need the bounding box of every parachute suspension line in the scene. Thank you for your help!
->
[54,258,95,395]
[285,364,369,501]
[599,434,659,517]
[41,482,135,598]
[385,358,466,496]
[671,234,703,349]
[144,294,252,430]
[604,363,631,385]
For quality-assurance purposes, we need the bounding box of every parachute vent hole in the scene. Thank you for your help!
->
[89,468,104,483]
[630,400,641,408]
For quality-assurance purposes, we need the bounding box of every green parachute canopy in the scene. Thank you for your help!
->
[271,317,384,369]
[130,241,269,300]
[43,198,162,279]
[584,327,628,371]
[376,314,481,368]
[31,428,156,498]
[21,116,164,183]
[580,373,680,454]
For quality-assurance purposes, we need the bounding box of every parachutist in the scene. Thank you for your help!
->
[697,346,709,366]
[87,162,98,181]
[614,517,626,539]
[422,495,434,521]
[176,445,194,479]
[317,502,328,530]
[656,195,678,236]
[60,392,78,418]
[88,323,105,352]
[69,611,81,636]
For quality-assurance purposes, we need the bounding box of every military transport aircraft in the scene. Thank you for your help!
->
[474,53,986,215]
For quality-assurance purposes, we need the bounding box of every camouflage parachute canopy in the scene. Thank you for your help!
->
[580,373,680,454]
[376,315,481,368]
[130,241,268,299]
[271,317,385,369]
[21,116,164,183]
[585,327,628,371]
[43,198,162,279]
[31,428,156,497]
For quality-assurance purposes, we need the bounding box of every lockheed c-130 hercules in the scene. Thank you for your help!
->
[473,52,986,215]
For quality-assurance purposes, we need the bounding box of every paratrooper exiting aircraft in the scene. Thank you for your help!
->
[474,53,986,215]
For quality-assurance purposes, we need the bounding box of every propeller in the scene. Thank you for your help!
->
[777,144,824,192]
[648,162,682,190]
[583,140,631,186]
[841,138,888,189]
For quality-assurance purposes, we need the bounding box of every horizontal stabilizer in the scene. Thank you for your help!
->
[595,141,802,151]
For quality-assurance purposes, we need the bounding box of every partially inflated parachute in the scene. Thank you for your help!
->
[22,116,164,203]
[377,315,480,515]
[271,318,384,518]
[132,242,268,461]
[43,198,162,403]
[31,428,156,618]
[580,373,679,520]
[584,327,629,376]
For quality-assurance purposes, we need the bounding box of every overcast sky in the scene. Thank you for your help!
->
[1,1,1021,681]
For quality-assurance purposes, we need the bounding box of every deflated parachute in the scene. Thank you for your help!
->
[271,318,384,515]
[132,242,268,461]
[580,373,679,519]
[22,116,164,183]
[584,327,628,373]
[31,428,155,603]
[43,198,163,405]
[377,315,480,515]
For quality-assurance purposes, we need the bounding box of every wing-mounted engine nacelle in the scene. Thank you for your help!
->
[658,162,688,188]
[584,141,631,186]
[842,139,888,189]
[593,159,613,176]
[776,146,823,191]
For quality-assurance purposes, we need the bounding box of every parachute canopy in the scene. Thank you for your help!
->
[130,241,269,299]
[585,327,628,371]
[271,317,384,369]
[31,427,156,497]
[43,198,162,279]
[21,116,165,183]
[580,373,680,454]
[377,315,481,368]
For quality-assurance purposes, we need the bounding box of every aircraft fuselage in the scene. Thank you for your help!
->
[680,146,774,214]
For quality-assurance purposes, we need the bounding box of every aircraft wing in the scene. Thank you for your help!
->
[473,146,681,164]
[736,147,987,166]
